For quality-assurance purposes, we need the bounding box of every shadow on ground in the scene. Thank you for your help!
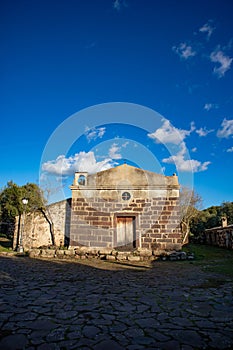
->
[0,245,233,349]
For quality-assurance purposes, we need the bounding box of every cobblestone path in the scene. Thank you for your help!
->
[0,255,233,349]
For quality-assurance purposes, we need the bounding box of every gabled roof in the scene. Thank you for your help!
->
[75,164,179,189]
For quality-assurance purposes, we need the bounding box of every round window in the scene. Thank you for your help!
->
[122,192,131,201]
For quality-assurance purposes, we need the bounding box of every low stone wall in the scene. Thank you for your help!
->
[28,247,194,262]
[204,225,233,249]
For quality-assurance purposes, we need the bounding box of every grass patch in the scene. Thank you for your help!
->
[183,243,233,278]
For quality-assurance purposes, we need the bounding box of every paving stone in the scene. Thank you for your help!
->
[192,318,215,329]
[27,319,57,331]
[170,316,194,328]
[82,325,100,338]
[37,343,60,350]
[95,318,113,325]
[46,327,67,342]
[152,331,171,342]
[56,310,78,319]
[111,321,129,332]
[94,339,125,350]
[132,335,155,345]
[127,345,145,350]
[169,329,205,348]
[29,330,48,345]
[158,340,181,349]
[157,312,169,321]
[111,332,129,346]
[124,326,145,338]
[205,331,233,349]
[9,312,38,322]
[0,312,13,321]
[135,317,160,328]
[102,313,116,320]
[181,346,195,350]
[66,330,81,340]
[0,334,28,350]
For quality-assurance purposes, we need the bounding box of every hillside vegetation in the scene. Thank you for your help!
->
[191,201,233,237]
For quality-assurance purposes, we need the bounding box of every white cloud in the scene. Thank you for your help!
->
[173,42,196,60]
[122,141,129,148]
[204,103,212,111]
[196,127,214,137]
[217,119,233,138]
[162,144,211,173]
[148,120,210,173]
[108,143,122,159]
[210,50,233,78]
[227,147,233,153]
[85,126,106,142]
[42,155,72,176]
[204,103,218,111]
[148,120,195,145]
[161,166,166,174]
[42,151,115,176]
[199,21,215,39]
[113,0,127,11]
[191,147,197,152]
[85,41,96,49]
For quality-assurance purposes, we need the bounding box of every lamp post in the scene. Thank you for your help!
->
[18,198,28,253]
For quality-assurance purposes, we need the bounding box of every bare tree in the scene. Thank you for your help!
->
[39,176,66,247]
[39,185,58,247]
[179,186,202,244]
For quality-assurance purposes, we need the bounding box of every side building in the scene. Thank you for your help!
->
[203,217,233,249]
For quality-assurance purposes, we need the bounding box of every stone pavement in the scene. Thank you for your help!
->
[0,255,233,350]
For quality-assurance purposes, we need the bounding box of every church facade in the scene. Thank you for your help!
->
[70,164,181,251]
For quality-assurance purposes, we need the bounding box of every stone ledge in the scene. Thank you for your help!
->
[0,251,16,257]
[27,246,194,262]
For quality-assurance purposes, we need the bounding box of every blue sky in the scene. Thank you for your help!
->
[1,0,233,208]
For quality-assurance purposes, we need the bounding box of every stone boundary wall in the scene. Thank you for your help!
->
[28,246,194,262]
[13,199,71,251]
[203,225,233,249]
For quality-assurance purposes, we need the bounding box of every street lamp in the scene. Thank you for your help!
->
[17,198,28,253]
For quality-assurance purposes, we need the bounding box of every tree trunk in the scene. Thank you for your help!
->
[40,208,55,246]
[181,221,189,245]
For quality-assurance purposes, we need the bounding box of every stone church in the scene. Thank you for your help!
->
[70,164,181,251]
[13,164,182,253]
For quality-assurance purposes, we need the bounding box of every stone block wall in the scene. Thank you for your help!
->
[140,197,181,250]
[70,190,181,251]
[70,196,113,248]
[204,225,233,249]
[13,199,71,251]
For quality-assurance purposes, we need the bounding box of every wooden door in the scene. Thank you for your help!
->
[117,216,135,249]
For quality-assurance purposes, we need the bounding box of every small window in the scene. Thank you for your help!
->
[78,175,86,186]
[122,192,131,201]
